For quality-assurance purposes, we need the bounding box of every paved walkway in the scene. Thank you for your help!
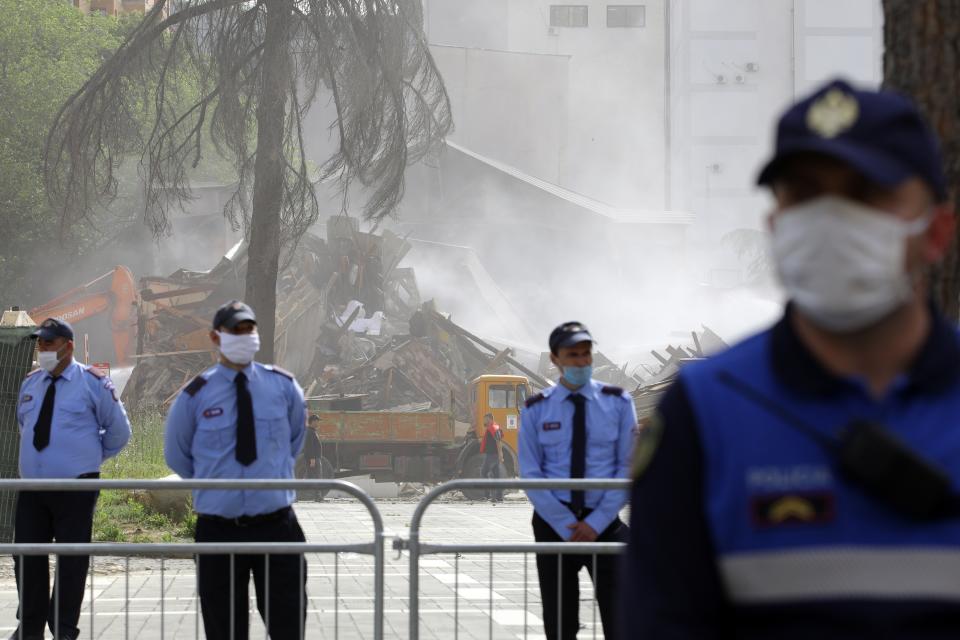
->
[0,495,616,639]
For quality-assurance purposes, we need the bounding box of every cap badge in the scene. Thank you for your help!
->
[806,88,859,139]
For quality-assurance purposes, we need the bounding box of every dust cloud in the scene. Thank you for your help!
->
[25,0,884,376]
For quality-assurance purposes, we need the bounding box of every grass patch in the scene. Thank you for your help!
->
[93,410,195,543]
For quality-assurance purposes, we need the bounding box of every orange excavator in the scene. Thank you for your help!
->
[28,266,138,366]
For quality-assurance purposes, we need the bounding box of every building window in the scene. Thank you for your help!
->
[607,4,645,28]
[550,5,589,28]
[488,385,517,409]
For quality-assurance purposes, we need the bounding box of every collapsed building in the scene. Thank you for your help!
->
[122,216,725,425]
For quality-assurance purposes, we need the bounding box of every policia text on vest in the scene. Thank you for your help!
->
[718,371,958,521]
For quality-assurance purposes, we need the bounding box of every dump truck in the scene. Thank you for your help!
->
[303,374,532,496]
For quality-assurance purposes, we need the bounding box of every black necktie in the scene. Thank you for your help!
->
[33,377,58,452]
[235,372,257,465]
[568,393,587,513]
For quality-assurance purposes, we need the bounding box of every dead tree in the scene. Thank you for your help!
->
[883,0,960,319]
[44,0,452,360]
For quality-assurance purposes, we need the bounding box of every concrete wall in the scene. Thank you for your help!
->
[667,0,882,286]
[424,0,510,50]
[81,0,163,15]
[425,0,668,210]
[504,0,668,209]
[430,45,569,185]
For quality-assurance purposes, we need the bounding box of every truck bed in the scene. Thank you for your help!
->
[312,411,456,444]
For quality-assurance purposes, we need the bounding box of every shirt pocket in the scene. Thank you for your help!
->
[57,400,95,437]
[538,427,569,461]
[588,422,619,445]
[16,395,36,430]
[195,412,233,450]
[255,406,289,458]
[587,422,619,466]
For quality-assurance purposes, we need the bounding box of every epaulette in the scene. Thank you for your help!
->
[263,364,294,380]
[26,368,42,377]
[601,385,625,396]
[525,392,546,409]
[184,375,208,396]
[84,366,106,379]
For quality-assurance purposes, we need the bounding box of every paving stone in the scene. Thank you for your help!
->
[0,497,618,638]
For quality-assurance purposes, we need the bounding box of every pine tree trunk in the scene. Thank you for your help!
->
[245,0,292,363]
[883,0,960,319]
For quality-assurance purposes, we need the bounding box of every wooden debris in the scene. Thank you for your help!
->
[124,216,721,425]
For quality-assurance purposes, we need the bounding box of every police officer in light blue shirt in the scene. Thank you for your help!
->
[519,321,636,640]
[164,300,307,640]
[13,317,131,640]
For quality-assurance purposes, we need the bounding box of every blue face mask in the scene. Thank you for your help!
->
[562,365,592,387]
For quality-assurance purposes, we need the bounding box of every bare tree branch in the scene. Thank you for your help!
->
[43,0,452,357]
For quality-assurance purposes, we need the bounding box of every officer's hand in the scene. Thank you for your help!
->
[309,459,316,468]
[566,521,598,542]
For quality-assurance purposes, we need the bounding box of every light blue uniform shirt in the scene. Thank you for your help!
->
[519,379,637,539]
[16,359,131,479]
[164,362,307,517]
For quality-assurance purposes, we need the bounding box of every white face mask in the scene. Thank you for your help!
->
[37,348,65,373]
[770,195,930,333]
[217,331,260,365]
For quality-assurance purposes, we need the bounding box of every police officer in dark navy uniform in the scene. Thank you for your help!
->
[624,79,960,638]
[164,301,307,640]
[519,322,637,640]
[13,318,131,640]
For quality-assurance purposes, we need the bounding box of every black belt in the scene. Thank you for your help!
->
[198,506,291,527]
[560,501,594,521]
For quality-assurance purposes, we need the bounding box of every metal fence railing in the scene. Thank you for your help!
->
[401,478,632,640]
[0,477,631,639]
[0,478,385,640]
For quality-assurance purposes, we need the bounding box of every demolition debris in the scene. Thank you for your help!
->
[122,216,725,421]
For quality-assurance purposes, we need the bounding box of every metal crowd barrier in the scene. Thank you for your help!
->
[0,479,385,640]
[403,478,632,640]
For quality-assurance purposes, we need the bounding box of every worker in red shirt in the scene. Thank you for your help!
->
[479,413,505,503]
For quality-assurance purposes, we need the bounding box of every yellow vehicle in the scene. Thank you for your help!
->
[455,374,532,498]
[300,374,534,497]
[471,374,530,461]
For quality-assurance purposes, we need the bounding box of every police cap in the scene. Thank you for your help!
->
[212,300,257,330]
[31,317,74,341]
[549,321,593,354]
[757,78,947,202]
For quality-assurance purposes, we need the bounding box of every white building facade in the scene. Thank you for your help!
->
[424,0,883,286]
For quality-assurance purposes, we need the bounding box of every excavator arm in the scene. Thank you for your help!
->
[29,266,138,366]
[32,295,112,326]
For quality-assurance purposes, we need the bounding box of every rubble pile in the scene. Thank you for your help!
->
[122,218,546,414]
[630,327,728,421]
[122,215,727,422]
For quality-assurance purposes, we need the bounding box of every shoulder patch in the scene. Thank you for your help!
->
[101,377,118,401]
[525,392,546,409]
[263,364,294,380]
[601,385,625,396]
[184,375,209,397]
[84,366,106,379]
